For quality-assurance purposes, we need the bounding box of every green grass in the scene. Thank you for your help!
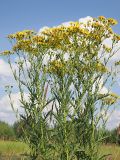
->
[0,140,29,159]
[0,141,120,160]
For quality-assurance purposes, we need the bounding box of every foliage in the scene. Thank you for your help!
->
[1,16,120,160]
[0,121,15,140]
[102,128,120,145]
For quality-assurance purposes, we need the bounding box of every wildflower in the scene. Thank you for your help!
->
[1,50,12,55]
[108,28,113,34]
[92,22,100,28]
[98,16,106,21]
[8,30,35,40]
[96,62,108,73]
[8,34,16,39]
[47,60,67,77]
[108,18,118,25]
[102,97,117,105]
[113,34,120,42]
[110,93,119,99]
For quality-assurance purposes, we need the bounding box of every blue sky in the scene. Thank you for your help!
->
[0,0,120,128]
[1,0,120,51]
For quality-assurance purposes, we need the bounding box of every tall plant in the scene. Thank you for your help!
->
[1,16,120,160]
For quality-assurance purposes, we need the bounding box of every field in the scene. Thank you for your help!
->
[0,141,120,160]
[0,140,29,160]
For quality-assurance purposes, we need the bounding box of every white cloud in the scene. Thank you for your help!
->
[42,50,70,65]
[38,26,49,36]
[38,16,93,36]
[0,59,12,77]
[0,112,16,124]
[61,16,93,27]
[92,77,108,95]
[0,57,32,91]
[0,59,17,94]
[106,110,120,129]
[79,16,93,23]
[102,38,120,63]
[0,92,28,124]
[100,86,108,94]
[61,21,71,27]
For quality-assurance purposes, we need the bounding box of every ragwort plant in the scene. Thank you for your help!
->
[1,16,120,160]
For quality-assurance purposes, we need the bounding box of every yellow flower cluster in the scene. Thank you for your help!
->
[98,16,106,21]
[12,39,36,53]
[95,62,108,73]
[109,93,119,99]
[8,30,34,40]
[78,62,108,74]
[107,28,113,34]
[108,18,118,25]
[0,50,12,55]
[102,92,119,105]
[92,22,103,28]
[114,34,120,42]
[1,16,120,56]
[47,59,108,76]
[47,60,66,77]
[98,16,118,25]
[103,97,117,105]
[4,30,39,54]
[32,36,46,46]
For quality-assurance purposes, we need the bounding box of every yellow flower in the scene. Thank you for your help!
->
[110,93,119,99]
[102,97,117,105]
[8,34,16,39]
[108,18,118,25]
[1,50,12,55]
[98,16,106,21]
[102,92,119,105]
[8,30,35,40]
[32,36,45,44]
[93,34,100,41]
[113,34,120,42]
[96,62,108,73]
[92,22,100,28]
[12,39,37,54]
[47,60,67,77]
[107,28,113,34]
[5,16,119,56]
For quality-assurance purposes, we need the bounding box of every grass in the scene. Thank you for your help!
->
[0,140,29,160]
[0,141,120,160]
[100,144,120,160]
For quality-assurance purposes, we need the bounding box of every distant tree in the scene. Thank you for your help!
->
[13,120,24,139]
[100,128,120,145]
[0,121,15,140]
